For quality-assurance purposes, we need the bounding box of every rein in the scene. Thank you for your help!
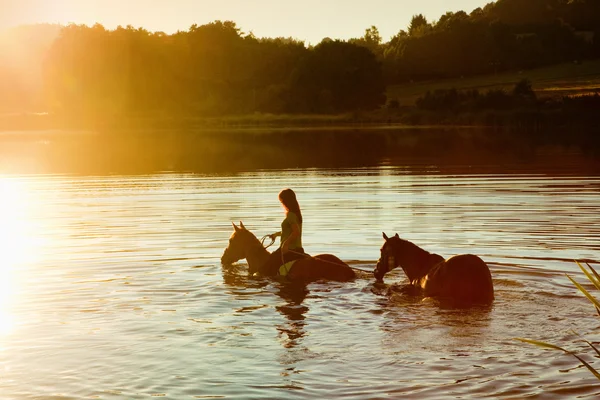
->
[260,235,276,249]
[259,234,367,274]
[286,249,369,273]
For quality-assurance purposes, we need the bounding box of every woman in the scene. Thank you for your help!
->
[263,188,309,276]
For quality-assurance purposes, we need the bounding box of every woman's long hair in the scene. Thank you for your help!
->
[279,188,303,224]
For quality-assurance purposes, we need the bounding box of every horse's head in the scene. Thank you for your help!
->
[221,221,253,265]
[374,232,400,282]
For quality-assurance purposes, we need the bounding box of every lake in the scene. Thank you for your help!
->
[1,128,600,399]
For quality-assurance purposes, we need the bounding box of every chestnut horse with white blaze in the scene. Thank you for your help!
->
[374,233,494,304]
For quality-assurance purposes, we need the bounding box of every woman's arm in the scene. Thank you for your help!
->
[269,231,282,240]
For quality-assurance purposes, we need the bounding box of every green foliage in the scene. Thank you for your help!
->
[571,261,600,313]
[415,80,537,112]
[561,92,600,110]
[349,26,383,59]
[513,79,536,99]
[382,0,598,83]
[515,337,600,380]
[291,40,386,113]
[409,14,430,37]
[364,26,382,46]
[517,262,600,381]
[41,22,386,119]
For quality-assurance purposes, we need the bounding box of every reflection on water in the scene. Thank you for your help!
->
[275,284,310,349]
[2,127,600,175]
[0,178,36,336]
[0,130,599,398]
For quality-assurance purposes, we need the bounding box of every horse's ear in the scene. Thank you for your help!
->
[382,232,389,241]
[239,221,246,230]
[394,233,399,239]
[232,222,240,232]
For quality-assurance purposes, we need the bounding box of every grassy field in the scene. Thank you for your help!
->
[387,59,600,106]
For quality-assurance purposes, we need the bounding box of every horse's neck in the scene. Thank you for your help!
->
[245,239,270,272]
[397,243,438,283]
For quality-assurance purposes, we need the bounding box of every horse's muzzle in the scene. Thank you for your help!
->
[373,261,386,282]
[221,251,232,265]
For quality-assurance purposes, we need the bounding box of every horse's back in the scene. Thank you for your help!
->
[424,254,494,303]
[288,254,355,282]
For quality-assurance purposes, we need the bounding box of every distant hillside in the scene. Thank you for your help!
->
[361,0,600,85]
[387,59,600,106]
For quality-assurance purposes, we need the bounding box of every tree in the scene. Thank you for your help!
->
[349,26,384,59]
[513,78,536,101]
[485,0,561,27]
[435,11,469,32]
[290,40,386,113]
[409,14,430,37]
[382,30,409,83]
[364,26,382,47]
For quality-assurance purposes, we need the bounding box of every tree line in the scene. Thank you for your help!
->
[1,0,600,118]
[369,0,600,83]
[42,22,385,119]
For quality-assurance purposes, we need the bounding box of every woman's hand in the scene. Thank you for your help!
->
[269,232,281,241]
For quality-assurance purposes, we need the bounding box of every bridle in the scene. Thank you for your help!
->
[381,249,397,273]
[375,242,398,280]
[224,231,267,264]
[260,235,276,249]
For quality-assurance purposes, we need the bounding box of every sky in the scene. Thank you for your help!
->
[1,0,491,43]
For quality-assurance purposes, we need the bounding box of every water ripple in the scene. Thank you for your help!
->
[1,164,600,398]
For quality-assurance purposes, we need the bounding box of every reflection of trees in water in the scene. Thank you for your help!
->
[8,128,600,175]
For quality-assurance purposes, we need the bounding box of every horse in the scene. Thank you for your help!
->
[221,222,356,282]
[374,233,494,304]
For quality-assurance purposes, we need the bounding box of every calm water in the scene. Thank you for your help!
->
[2,130,600,399]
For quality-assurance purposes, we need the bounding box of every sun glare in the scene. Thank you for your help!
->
[0,178,34,335]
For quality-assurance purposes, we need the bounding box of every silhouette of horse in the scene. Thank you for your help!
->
[221,222,355,282]
[374,233,494,304]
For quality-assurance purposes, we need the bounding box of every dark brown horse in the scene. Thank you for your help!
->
[374,233,494,304]
[221,222,355,282]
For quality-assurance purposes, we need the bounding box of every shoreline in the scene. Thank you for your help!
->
[1,111,599,133]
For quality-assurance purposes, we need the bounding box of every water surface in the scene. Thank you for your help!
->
[1,130,600,399]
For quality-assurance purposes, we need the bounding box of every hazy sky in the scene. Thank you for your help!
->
[1,0,490,43]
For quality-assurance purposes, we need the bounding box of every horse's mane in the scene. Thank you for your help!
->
[237,228,263,247]
[388,236,434,268]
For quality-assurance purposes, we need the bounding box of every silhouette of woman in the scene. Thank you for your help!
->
[262,188,309,276]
